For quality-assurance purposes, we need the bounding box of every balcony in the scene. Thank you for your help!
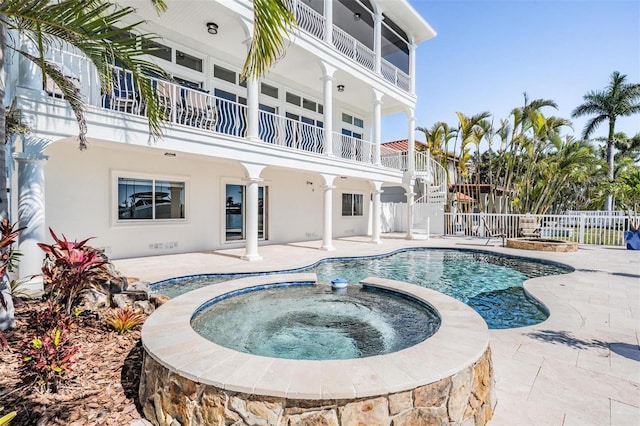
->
[288,0,411,93]
[101,68,390,167]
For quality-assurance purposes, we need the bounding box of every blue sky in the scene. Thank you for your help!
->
[382,0,640,148]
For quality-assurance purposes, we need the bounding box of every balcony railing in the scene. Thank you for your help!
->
[332,26,375,72]
[36,52,418,172]
[290,0,409,92]
[332,132,375,164]
[288,0,325,39]
[381,58,410,91]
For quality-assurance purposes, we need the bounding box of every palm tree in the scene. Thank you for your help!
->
[571,71,640,211]
[0,0,295,219]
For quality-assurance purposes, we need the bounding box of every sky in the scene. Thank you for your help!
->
[381,0,640,149]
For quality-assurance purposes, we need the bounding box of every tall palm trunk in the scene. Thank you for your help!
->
[606,119,616,211]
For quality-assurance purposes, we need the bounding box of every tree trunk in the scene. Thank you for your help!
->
[606,118,616,212]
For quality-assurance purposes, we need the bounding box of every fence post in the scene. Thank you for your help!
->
[578,214,586,244]
[479,212,485,237]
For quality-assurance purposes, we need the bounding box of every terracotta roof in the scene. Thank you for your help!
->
[382,139,459,162]
[381,139,427,151]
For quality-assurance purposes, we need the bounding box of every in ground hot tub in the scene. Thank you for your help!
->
[140,273,495,425]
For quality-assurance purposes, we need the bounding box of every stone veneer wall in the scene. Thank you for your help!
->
[139,346,495,426]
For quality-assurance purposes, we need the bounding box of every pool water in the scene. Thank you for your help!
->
[191,283,441,360]
[154,249,571,329]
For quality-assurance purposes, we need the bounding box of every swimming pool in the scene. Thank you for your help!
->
[152,248,572,329]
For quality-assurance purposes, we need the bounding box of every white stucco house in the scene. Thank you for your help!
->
[5,0,444,289]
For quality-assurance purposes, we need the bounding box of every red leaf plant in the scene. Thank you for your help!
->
[19,323,79,393]
[38,229,108,315]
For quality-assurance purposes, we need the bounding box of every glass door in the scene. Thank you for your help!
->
[225,184,268,242]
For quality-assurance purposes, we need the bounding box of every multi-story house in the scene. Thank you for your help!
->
[5,0,441,289]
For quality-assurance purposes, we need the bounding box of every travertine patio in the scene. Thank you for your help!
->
[115,235,640,425]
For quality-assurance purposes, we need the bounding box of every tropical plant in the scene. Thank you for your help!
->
[0,219,24,334]
[0,0,170,221]
[38,229,109,315]
[614,168,640,231]
[242,0,296,79]
[20,325,78,393]
[572,71,640,211]
[105,307,145,334]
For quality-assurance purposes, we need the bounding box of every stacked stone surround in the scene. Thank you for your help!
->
[140,346,494,426]
[140,274,496,426]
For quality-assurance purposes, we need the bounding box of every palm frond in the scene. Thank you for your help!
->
[242,0,296,79]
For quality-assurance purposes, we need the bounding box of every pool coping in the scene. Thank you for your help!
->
[141,272,490,400]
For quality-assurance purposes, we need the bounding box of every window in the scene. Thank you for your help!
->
[117,177,185,221]
[302,98,316,111]
[225,184,268,241]
[286,92,301,106]
[342,113,353,124]
[342,193,363,216]
[143,40,172,62]
[176,50,203,72]
[353,117,364,128]
[214,65,236,84]
[261,83,279,99]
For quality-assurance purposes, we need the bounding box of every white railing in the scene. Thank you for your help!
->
[289,0,325,39]
[332,26,375,72]
[332,132,375,163]
[381,58,410,91]
[259,111,324,154]
[380,146,406,170]
[443,212,636,246]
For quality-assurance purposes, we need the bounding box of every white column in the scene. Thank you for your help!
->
[406,185,415,240]
[374,11,383,74]
[14,152,48,292]
[243,37,260,142]
[321,184,336,251]
[246,77,260,141]
[409,41,417,95]
[372,89,383,165]
[18,35,42,90]
[371,183,383,244]
[321,63,336,156]
[242,177,263,261]
[407,108,416,172]
[324,0,333,45]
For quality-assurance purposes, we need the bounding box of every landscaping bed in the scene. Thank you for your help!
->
[0,299,145,425]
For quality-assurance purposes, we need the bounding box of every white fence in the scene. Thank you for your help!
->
[444,212,636,246]
[380,206,636,247]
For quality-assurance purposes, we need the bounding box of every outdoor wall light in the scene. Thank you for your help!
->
[337,84,345,92]
[206,22,219,35]
[354,12,361,21]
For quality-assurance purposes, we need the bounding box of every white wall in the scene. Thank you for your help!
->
[333,178,371,237]
[44,141,373,259]
[44,140,242,259]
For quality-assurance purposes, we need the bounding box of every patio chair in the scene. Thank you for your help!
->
[482,217,506,246]
[519,217,541,238]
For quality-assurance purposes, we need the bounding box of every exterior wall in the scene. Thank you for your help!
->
[44,141,372,259]
[333,178,372,237]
